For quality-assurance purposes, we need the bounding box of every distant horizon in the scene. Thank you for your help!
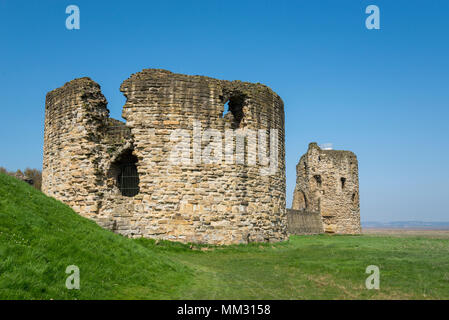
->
[362,221,449,229]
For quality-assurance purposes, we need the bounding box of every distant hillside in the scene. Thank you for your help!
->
[362,221,449,229]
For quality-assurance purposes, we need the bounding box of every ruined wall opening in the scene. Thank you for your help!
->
[110,149,140,197]
[352,192,358,204]
[341,177,346,189]
[294,189,308,210]
[221,93,246,128]
[314,175,322,188]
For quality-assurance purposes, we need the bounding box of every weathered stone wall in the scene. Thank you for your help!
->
[286,209,323,235]
[42,69,287,245]
[42,78,117,220]
[292,143,361,234]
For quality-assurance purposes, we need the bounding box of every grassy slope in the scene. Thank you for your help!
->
[0,173,190,299]
[1,172,448,299]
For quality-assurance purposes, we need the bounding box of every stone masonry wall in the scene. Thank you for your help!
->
[42,78,114,220]
[292,143,361,234]
[42,69,287,245]
[286,209,323,235]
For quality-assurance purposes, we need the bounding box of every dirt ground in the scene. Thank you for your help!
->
[363,228,449,238]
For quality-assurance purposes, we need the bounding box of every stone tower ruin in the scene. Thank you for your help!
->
[291,143,361,234]
[42,69,287,245]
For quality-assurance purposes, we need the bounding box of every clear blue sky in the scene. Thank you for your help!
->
[1,1,448,222]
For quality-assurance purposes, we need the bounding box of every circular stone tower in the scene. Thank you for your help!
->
[42,69,287,245]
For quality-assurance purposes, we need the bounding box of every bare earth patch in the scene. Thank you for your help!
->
[363,228,449,238]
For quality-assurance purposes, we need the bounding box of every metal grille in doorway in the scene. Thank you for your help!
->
[117,164,139,197]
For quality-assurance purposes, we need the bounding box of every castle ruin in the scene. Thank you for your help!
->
[42,69,287,245]
[291,143,361,234]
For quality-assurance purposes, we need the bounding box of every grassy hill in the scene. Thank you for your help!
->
[0,172,190,299]
[1,172,448,299]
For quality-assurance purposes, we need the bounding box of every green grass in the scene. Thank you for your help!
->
[0,173,190,299]
[1,172,448,299]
